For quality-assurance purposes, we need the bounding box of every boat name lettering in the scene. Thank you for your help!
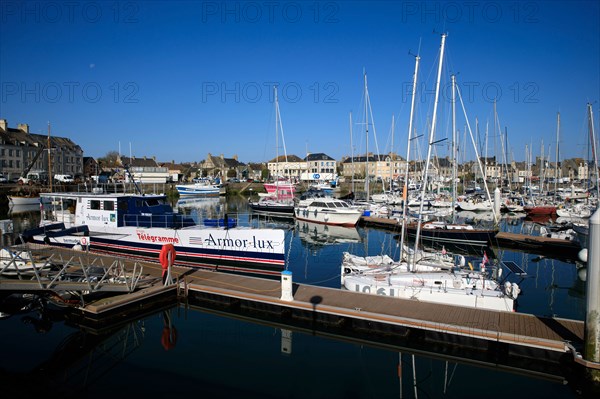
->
[85,213,111,222]
[356,285,395,297]
[136,231,180,244]
[204,234,274,249]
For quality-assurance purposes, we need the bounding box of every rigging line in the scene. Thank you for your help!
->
[455,79,498,224]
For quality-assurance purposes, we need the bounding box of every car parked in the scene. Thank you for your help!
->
[0,175,8,184]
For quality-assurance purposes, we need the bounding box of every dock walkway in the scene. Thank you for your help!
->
[2,244,585,357]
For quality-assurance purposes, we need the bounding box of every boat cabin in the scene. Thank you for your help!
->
[40,192,195,230]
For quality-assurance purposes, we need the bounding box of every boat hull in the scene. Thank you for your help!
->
[248,201,295,217]
[404,222,498,246]
[8,196,43,206]
[342,274,514,312]
[176,184,220,196]
[24,225,286,279]
[524,205,557,215]
[294,207,361,227]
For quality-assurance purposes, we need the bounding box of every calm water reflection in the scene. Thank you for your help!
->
[0,196,590,398]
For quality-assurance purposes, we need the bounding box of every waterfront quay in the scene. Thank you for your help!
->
[0,243,591,384]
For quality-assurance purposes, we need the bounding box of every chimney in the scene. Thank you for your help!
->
[144,156,147,160]
[18,123,29,133]
[220,154,224,159]
[233,154,238,161]
[152,156,156,161]
[0,119,7,131]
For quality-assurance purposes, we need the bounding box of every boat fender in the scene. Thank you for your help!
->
[43,236,50,245]
[73,244,83,251]
[159,243,176,269]
[512,283,520,299]
[504,281,512,296]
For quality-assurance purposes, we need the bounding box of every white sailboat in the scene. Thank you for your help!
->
[250,86,295,217]
[340,35,519,312]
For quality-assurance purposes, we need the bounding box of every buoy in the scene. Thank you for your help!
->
[72,244,83,251]
[159,243,176,269]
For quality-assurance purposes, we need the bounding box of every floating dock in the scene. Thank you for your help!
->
[494,231,583,261]
[0,243,594,373]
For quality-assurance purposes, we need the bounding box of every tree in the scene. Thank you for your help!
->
[98,151,120,167]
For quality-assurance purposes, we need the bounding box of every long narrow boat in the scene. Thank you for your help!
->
[176,181,221,196]
[20,191,286,278]
[403,220,499,247]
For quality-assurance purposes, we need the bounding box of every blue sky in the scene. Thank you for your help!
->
[1,1,599,164]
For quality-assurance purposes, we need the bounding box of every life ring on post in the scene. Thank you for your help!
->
[159,243,176,269]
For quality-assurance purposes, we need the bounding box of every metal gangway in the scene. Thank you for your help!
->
[0,245,150,301]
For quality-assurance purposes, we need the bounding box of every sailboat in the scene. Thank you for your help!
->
[524,112,561,216]
[340,36,519,312]
[249,86,295,217]
[403,52,500,249]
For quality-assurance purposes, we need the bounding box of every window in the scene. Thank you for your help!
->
[118,201,128,211]
[90,200,101,210]
[104,201,115,211]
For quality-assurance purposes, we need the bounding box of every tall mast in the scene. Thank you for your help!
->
[390,115,395,186]
[413,33,446,269]
[588,103,599,198]
[275,86,279,199]
[364,71,370,202]
[349,111,355,195]
[47,121,52,193]
[398,51,420,262]
[451,74,457,223]
[555,112,560,198]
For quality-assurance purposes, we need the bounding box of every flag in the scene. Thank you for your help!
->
[441,246,447,255]
[468,262,473,271]
[482,251,489,265]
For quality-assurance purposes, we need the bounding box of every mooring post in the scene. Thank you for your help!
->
[280,270,293,301]
[585,207,600,381]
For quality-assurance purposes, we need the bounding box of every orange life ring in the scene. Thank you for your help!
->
[161,326,177,350]
[159,243,176,269]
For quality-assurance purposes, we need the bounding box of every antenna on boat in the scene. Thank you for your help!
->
[124,164,143,195]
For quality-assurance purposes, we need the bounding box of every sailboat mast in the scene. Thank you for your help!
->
[364,71,370,202]
[554,111,560,199]
[451,74,457,223]
[398,52,420,261]
[48,121,52,193]
[274,86,280,200]
[588,103,599,198]
[413,32,446,269]
[350,111,355,195]
[390,115,395,186]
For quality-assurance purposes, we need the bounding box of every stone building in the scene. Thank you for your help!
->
[0,119,83,180]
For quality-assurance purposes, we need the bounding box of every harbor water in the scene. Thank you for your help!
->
[0,196,590,398]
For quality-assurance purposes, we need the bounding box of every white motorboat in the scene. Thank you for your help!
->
[294,197,362,227]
